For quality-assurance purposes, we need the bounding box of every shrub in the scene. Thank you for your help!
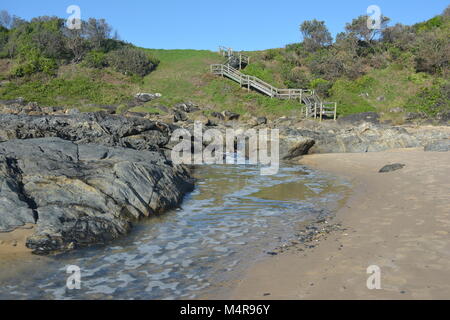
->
[261,49,279,61]
[310,78,331,97]
[404,81,450,116]
[413,28,449,74]
[83,50,107,68]
[329,78,377,116]
[241,62,275,84]
[11,47,57,77]
[107,47,159,77]
[300,19,332,52]
[281,65,310,88]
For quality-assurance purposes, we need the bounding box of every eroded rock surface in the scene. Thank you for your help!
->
[0,138,194,254]
[0,113,194,254]
[0,113,170,151]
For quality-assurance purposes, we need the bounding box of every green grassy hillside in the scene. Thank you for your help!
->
[0,8,448,121]
[0,48,306,117]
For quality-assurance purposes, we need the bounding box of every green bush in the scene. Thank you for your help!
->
[242,62,275,84]
[414,16,444,33]
[310,78,331,97]
[404,80,449,116]
[329,79,377,115]
[83,50,108,68]
[261,49,280,61]
[107,47,159,77]
[11,47,57,77]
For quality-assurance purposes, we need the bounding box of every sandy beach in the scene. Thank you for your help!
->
[228,148,450,300]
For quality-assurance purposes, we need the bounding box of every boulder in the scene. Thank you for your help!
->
[211,112,225,121]
[174,110,188,122]
[135,93,162,103]
[379,163,405,173]
[283,138,315,160]
[174,102,200,113]
[222,111,240,121]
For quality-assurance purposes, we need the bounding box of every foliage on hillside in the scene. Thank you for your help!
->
[243,6,449,117]
[0,7,448,120]
[0,11,159,78]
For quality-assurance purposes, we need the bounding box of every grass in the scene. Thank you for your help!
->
[329,66,433,117]
[0,48,440,119]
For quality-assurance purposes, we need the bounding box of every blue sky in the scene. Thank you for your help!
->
[2,0,448,50]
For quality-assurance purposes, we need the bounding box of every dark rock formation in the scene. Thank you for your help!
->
[222,111,240,121]
[211,112,225,121]
[283,138,316,160]
[379,163,406,173]
[0,113,170,151]
[279,123,449,154]
[256,117,267,125]
[0,113,195,254]
[174,110,188,122]
[174,102,200,113]
[0,138,194,255]
[424,140,450,152]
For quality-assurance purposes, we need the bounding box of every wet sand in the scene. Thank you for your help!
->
[228,149,450,299]
[0,224,34,256]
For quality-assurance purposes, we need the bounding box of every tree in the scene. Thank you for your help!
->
[414,28,450,74]
[107,47,159,77]
[382,23,416,50]
[63,27,91,63]
[30,17,67,59]
[345,15,390,43]
[300,19,332,52]
[85,18,112,50]
[0,26,8,57]
[0,10,12,29]
[442,5,450,18]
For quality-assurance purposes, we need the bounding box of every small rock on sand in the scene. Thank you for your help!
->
[379,163,405,173]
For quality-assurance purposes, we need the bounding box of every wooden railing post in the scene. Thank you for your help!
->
[320,103,323,122]
[334,102,337,121]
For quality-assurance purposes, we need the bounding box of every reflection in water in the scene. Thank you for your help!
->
[0,163,348,300]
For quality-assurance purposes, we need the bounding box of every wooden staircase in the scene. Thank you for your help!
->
[211,47,337,120]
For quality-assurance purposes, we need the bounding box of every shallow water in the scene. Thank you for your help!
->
[0,162,348,300]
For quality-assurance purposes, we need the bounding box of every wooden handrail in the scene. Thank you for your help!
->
[211,50,337,120]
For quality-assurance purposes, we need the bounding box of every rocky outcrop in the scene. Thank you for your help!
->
[0,113,171,151]
[283,138,315,160]
[0,138,194,255]
[0,113,195,254]
[174,102,200,113]
[280,122,450,154]
[424,140,450,152]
